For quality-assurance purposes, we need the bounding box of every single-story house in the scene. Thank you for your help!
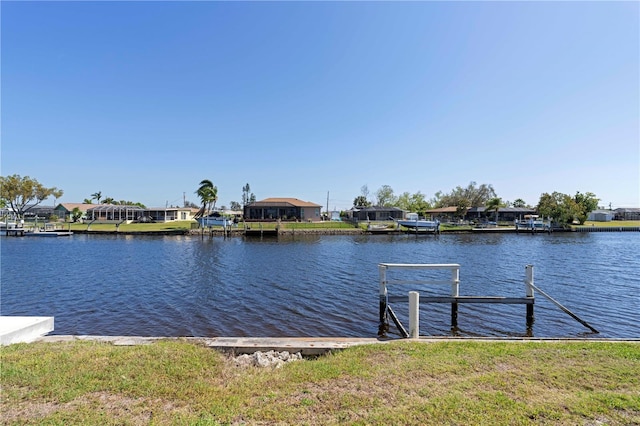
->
[467,207,537,222]
[423,207,459,221]
[144,207,197,222]
[84,205,197,223]
[54,203,95,221]
[85,205,145,223]
[588,210,614,222]
[425,206,537,222]
[614,208,640,221]
[244,198,322,221]
[346,206,405,221]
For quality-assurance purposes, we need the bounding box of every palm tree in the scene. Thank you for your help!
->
[91,191,102,204]
[485,197,503,223]
[195,179,218,218]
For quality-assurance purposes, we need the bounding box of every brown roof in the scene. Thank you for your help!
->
[55,203,95,212]
[424,206,459,214]
[251,198,322,208]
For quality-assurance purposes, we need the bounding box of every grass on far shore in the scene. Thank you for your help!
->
[1,340,639,425]
[578,220,640,228]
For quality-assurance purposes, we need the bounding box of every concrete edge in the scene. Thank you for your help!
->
[29,335,640,355]
[0,317,54,346]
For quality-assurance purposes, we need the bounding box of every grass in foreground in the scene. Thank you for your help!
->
[1,340,638,425]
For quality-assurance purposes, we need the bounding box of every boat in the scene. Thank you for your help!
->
[366,223,397,234]
[515,215,551,233]
[396,219,440,233]
[24,230,73,237]
[0,222,19,236]
[196,213,234,228]
[24,223,73,237]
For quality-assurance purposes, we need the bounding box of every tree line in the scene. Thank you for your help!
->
[0,174,600,226]
[353,182,599,225]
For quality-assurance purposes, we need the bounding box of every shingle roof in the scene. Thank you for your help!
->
[55,203,95,212]
[250,198,322,208]
[350,206,405,212]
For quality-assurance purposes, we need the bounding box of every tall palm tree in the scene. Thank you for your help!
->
[91,191,102,204]
[485,197,503,223]
[195,179,218,218]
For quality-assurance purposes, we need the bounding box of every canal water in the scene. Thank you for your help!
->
[1,232,638,338]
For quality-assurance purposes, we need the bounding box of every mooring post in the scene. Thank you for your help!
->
[525,265,535,326]
[451,266,460,328]
[378,264,389,336]
[409,291,420,338]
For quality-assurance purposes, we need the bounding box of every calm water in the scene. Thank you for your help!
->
[1,232,638,338]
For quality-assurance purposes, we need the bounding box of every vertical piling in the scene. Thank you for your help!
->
[378,265,389,336]
[525,265,535,326]
[409,291,420,338]
[451,267,460,329]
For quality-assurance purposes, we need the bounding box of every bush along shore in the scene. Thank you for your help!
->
[1,339,639,425]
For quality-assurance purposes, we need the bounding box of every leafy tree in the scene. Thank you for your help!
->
[537,192,581,225]
[455,198,471,219]
[229,201,242,211]
[71,207,83,223]
[196,179,218,218]
[396,191,431,216]
[0,175,63,218]
[375,185,397,207]
[574,191,599,225]
[353,195,371,208]
[512,198,527,208]
[396,192,412,212]
[433,181,497,208]
[102,197,115,204]
[485,197,504,222]
[83,198,93,204]
[91,191,102,204]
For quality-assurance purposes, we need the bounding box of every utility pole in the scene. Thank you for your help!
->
[326,191,329,219]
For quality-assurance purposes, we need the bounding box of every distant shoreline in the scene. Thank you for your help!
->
[64,225,640,236]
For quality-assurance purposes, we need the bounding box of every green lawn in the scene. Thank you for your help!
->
[66,221,195,232]
[2,340,638,425]
[578,220,640,228]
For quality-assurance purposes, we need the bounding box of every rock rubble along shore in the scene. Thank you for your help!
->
[233,350,303,368]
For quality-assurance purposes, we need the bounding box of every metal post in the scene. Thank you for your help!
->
[525,265,534,297]
[525,265,534,326]
[409,291,419,338]
[378,265,389,336]
[451,266,459,329]
[451,266,460,297]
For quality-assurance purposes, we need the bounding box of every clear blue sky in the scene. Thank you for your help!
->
[2,1,638,210]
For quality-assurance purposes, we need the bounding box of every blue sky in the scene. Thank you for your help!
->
[2,1,638,211]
